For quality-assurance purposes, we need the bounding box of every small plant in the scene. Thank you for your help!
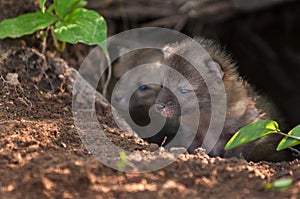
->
[265,178,293,192]
[116,150,128,174]
[0,0,107,51]
[225,120,300,152]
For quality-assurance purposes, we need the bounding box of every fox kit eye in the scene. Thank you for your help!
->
[138,85,149,91]
[162,45,172,58]
[180,88,192,94]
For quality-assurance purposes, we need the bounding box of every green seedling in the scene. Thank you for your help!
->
[0,0,107,52]
[265,178,293,192]
[225,120,300,151]
[116,150,128,174]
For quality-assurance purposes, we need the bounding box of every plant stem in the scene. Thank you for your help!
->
[60,41,66,52]
[102,53,111,97]
[277,132,300,140]
[41,28,49,54]
[50,25,65,52]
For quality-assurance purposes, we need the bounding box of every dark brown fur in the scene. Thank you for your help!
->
[108,48,179,145]
[156,38,293,162]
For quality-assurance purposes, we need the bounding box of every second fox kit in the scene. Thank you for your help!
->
[155,38,293,162]
[109,48,179,145]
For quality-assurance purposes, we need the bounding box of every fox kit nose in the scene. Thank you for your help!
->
[155,102,166,110]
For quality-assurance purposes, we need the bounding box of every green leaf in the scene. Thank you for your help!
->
[75,0,87,9]
[273,178,293,188]
[277,124,300,151]
[54,8,107,46]
[47,4,55,13]
[225,120,279,150]
[0,11,57,39]
[54,0,86,19]
[265,178,293,192]
[40,0,47,13]
[119,151,128,163]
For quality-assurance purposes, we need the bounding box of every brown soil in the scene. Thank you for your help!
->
[0,2,300,199]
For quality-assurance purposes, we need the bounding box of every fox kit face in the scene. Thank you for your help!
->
[112,65,162,111]
[155,40,223,118]
[110,48,163,112]
[109,48,180,145]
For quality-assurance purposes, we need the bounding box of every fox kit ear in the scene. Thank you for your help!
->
[162,45,172,58]
[208,60,224,79]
